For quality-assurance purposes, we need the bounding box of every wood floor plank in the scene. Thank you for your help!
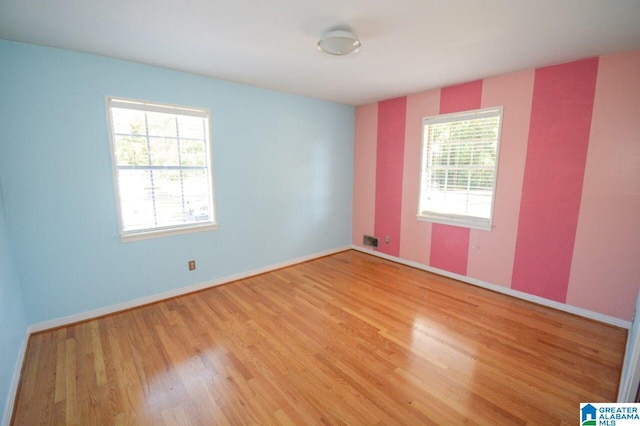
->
[11,250,627,425]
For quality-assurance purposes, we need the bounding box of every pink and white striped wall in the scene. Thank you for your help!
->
[353,50,640,322]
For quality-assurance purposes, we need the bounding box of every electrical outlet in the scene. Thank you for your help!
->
[385,235,390,244]
[188,260,196,271]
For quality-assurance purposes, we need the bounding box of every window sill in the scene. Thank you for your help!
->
[120,222,218,242]
[416,214,492,231]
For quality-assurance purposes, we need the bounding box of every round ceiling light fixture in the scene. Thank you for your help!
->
[317,30,361,56]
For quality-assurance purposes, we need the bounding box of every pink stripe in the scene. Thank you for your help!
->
[467,70,535,287]
[374,97,407,257]
[566,50,640,321]
[399,89,440,264]
[352,103,378,247]
[439,80,483,114]
[430,225,471,274]
[512,58,599,302]
[429,80,482,275]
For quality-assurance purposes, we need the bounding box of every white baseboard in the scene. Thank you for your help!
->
[617,294,640,401]
[2,329,28,426]
[28,245,351,334]
[351,245,631,329]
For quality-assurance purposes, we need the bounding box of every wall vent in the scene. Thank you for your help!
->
[363,235,379,248]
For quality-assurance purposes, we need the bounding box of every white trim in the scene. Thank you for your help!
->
[417,106,503,231]
[27,246,351,333]
[105,96,218,242]
[422,106,503,125]
[120,222,218,242]
[618,292,640,401]
[416,214,492,231]
[351,244,631,329]
[2,330,29,426]
[109,98,208,118]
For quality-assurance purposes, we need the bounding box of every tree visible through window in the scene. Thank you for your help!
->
[418,107,502,230]
[107,98,216,241]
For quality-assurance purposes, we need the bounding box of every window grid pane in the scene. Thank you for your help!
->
[109,99,215,236]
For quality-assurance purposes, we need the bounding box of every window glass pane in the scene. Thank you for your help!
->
[467,193,491,218]
[153,170,186,226]
[112,108,145,135]
[182,170,211,221]
[452,169,469,190]
[118,170,155,231]
[115,136,149,166]
[180,139,206,167]
[178,116,205,140]
[149,137,179,166]
[146,111,177,137]
[470,169,494,190]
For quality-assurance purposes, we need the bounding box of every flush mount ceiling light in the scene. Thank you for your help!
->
[317,30,361,56]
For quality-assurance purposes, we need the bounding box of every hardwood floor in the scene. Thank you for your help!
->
[12,250,626,425]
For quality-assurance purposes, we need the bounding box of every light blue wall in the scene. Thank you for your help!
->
[0,178,27,423]
[0,40,354,325]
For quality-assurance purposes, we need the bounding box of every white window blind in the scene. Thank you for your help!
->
[107,97,216,241]
[418,106,502,230]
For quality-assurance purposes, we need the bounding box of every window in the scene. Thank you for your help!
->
[107,97,216,241]
[418,106,502,230]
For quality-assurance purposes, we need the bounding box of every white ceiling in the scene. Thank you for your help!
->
[1,0,639,106]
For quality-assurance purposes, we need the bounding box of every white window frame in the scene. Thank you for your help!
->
[417,106,503,231]
[106,97,217,242]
